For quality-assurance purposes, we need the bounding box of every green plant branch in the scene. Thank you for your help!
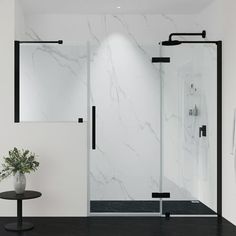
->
[0,147,39,181]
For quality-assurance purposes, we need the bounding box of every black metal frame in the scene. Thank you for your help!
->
[19,40,63,44]
[14,41,20,123]
[14,40,63,123]
[15,39,222,216]
[162,40,222,216]
[217,41,222,217]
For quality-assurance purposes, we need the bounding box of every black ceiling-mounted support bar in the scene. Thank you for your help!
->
[169,30,206,41]
[19,40,63,44]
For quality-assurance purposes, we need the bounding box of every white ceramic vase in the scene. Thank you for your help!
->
[13,171,26,194]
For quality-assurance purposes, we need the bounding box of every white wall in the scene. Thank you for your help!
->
[0,0,88,216]
[222,0,236,225]
[15,0,25,40]
[0,0,226,217]
[198,0,236,226]
[23,14,202,43]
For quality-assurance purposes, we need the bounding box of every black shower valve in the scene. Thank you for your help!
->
[199,125,207,137]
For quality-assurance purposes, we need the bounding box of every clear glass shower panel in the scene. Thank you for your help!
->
[20,43,88,122]
[89,41,161,214]
[161,43,217,215]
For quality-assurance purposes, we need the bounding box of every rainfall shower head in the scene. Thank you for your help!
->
[160,30,206,46]
[161,40,182,46]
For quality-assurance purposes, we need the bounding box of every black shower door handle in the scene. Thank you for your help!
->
[92,106,96,149]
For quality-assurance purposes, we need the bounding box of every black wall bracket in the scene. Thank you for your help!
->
[152,57,170,63]
[152,192,170,198]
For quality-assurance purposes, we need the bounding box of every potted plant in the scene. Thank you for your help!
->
[0,147,39,194]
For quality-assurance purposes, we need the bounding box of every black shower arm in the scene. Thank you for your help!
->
[168,31,206,41]
[19,40,63,44]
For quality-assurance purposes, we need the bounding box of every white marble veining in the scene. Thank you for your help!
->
[90,33,160,200]
[20,32,88,122]
[22,14,217,210]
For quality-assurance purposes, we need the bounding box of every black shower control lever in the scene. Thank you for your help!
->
[199,125,207,137]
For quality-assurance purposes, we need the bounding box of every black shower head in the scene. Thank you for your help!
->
[160,30,207,46]
[161,40,182,46]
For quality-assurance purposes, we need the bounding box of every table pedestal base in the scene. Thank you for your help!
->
[0,191,42,232]
[5,222,34,231]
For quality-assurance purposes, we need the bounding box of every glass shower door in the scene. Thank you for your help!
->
[89,39,161,214]
[161,43,217,215]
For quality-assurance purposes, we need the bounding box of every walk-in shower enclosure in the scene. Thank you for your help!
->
[15,35,222,217]
[88,38,222,216]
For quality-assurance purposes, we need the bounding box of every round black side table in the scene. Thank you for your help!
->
[0,191,42,231]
